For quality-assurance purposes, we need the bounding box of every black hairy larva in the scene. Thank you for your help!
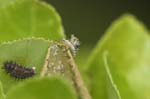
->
[3,61,36,79]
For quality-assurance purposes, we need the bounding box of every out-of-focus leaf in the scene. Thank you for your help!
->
[0,0,64,42]
[86,14,150,99]
[0,0,15,7]
[103,51,121,99]
[6,77,77,99]
[0,38,50,93]
[0,81,5,99]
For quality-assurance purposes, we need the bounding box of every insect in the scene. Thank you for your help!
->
[62,35,80,56]
[3,61,36,79]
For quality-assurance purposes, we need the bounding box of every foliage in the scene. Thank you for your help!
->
[0,0,149,99]
[86,15,150,99]
[6,77,76,99]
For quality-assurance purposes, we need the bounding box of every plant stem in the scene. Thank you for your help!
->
[40,42,91,99]
[66,49,91,99]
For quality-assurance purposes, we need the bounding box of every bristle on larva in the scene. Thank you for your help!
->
[3,61,36,79]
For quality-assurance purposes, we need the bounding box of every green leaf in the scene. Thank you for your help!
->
[86,14,150,99]
[6,77,77,99]
[0,0,15,7]
[103,51,121,99]
[0,0,64,42]
[0,38,50,93]
[0,81,5,99]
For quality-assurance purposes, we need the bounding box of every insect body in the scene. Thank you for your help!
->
[3,61,35,79]
[63,35,80,56]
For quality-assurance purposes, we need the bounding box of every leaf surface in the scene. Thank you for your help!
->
[6,77,77,99]
[0,38,50,93]
[0,0,64,42]
[86,14,150,99]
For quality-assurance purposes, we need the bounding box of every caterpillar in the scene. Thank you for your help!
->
[3,61,36,79]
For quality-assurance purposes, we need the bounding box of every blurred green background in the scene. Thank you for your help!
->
[45,0,150,69]
[46,0,150,46]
